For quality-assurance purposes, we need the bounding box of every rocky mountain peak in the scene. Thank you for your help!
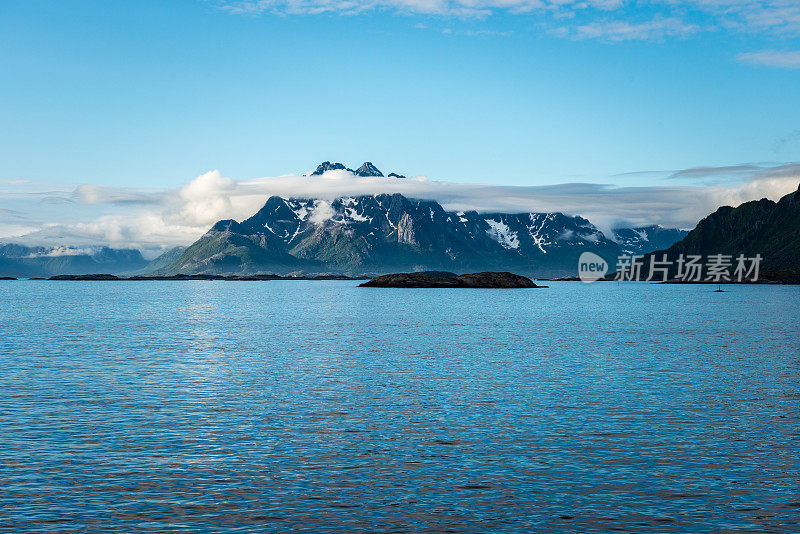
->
[354,162,384,177]
[311,161,351,175]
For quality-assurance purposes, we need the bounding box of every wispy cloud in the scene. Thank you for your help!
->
[74,185,164,205]
[2,163,798,255]
[736,50,800,69]
[0,207,27,219]
[24,246,96,258]
[668,164,767,181]
[565,16,700,42]
[220,0,800,41]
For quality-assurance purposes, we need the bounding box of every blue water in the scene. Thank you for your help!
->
[1,281,799,533]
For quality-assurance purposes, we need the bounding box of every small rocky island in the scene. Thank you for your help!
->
[359,271,544,288]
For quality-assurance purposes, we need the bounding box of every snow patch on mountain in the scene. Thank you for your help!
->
[485,219,520,250]
[527,214,554,253]
[284,199,312,221]
[344,206,370,222]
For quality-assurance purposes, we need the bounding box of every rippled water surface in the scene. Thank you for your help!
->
[2,280,800,533]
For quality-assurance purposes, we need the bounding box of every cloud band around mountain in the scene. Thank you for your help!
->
[1,162,798,257]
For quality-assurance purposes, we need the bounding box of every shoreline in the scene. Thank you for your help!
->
[27,274,370,282]
[2,275,798,285]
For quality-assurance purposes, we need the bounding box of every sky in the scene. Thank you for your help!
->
[1,0,799,254]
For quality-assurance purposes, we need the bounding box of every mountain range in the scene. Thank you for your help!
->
[5,164,796,279]
[47,161,800,279]
[0,245,148,278]
[152,163,689,277]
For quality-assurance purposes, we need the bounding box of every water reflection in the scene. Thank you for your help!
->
[1,281,799,532]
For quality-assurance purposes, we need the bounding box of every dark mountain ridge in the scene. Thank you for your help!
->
[309,161,403,178]
[665,185,800,270]
[155,192,686,277]
[628,184,800,281]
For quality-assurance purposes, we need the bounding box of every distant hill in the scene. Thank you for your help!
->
[612,226,689,256]
[662,184,799,270]
[0,245,148,278]
[125,246,186,275]
[626,184,800,281]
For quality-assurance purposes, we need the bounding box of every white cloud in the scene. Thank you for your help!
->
[220,0,800,39]
[25,246,95,257]
[2,163,798,256]
[221,0,636,17]
[309,200,336,224]
[75,184,162,205]
[736,50,800,69]
[568,16,700,41]
[177,170,239,227]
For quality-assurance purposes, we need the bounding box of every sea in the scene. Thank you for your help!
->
[1,280,799,533]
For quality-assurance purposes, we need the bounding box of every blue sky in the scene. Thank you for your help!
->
[1,0,800,252]
[2,0,799,187]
